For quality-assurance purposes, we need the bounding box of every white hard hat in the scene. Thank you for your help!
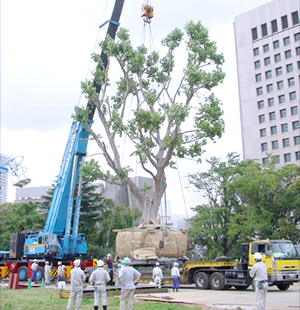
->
[174,262,179,266]
[58,261,62,265]
[156,262,160,266]
[97,260,104,267]
[254,252,262,260]
[34,259,37,262]
[74,259,81,267]
[45,261,49,264]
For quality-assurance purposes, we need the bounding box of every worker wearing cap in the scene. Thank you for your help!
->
[250,252,268,310]
[152,262,163,288]
[58,261,65,282]
[30,259,38,284]
[44,261,52,285]
[105,253,114,285]
[171,262,180,292]
[89,260,111,310]
[118,257,141,310]
[66,259,85,310]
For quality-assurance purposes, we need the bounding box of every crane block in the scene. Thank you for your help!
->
[141,4,154,20]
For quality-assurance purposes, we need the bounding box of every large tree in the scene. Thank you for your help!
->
[188,153,300,260]
[75,21,225,222]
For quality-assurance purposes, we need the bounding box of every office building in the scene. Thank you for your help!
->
[0,153,10,203]
[234,0,300,166]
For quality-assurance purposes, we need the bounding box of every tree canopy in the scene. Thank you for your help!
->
[75,20,226,223]
[188,153,300,260]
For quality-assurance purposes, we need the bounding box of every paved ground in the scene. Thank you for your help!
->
[134,283,300,310]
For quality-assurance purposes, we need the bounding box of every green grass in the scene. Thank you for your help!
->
[0,287,203,310]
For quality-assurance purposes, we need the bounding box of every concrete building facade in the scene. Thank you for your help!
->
[234,0,300,166]
[0,153,10,203]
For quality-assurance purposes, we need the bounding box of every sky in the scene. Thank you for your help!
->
[1,0,272,215]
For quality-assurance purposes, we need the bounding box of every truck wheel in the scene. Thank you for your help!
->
[36,266,44,281]
[277,283,290,291]
[194,272,210,289]
[18,266,28,281]
[210,272,225,290]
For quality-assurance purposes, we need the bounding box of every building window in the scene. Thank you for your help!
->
[259,114,265,123]
[255,73,262,82]
[271,126,277,135]
[262,157,268,165]
[294,136,300,145]
[281,123,288,132]
[285,50,292,59]
[271,19,278,33]
[283,138,290,148]
[295,33,300,41]
[281,15,288,29]
[283,37,290,45]
[274,54,281,62]
[291,106,298,115]
[276,67,282,76]
[290,92,296,101]
[298,60,300,69]
[277,81,284,90]
[272,140,279,149]
[252,27,258,41]
[273,40,280,49]
[280,109,287,118]
[278,95,285,104]
[267,84,273,93]
[265,70,272,79]
[263,44,269,53]
[253,47,259,56]
[292,11,299,25]
[254,60,261,69]
[296,47,300,55]
[257,87,263,95]
[261,142,268,152]
[293,121,300,130]
[288,77,295,87]
[261,23,268,37]
[260,128,267,137]
[296,152,300,161]
[284,153,291,163]
[264,57,271,66]
[286,63,293,72]
[269,111,276,120]
[268,97,275,106]
[258,100,264,109]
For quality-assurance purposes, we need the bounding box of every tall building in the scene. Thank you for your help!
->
[234,0,300,166]
[0,153,10,203]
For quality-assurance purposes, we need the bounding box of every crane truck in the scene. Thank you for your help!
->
[0,0,125,283]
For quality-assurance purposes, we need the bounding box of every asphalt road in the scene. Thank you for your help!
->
[135,283,300,310]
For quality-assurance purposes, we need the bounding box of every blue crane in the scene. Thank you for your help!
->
[17,0,125,260]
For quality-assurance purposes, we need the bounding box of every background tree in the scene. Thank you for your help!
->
[0,202,45,250]
[188,153,300,260]
[75,20,226,223]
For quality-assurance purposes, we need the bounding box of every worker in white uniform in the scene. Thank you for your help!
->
[58,261,65,282]
[250,252,268,310]
[66,259,85,310]
[118,257,141,310]
[44,261,51,285]
[89,260,111,310]
[152,262,163,288]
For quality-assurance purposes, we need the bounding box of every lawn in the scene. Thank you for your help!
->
[0,287,203,310]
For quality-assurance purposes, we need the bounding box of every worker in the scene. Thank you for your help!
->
[105,253,114,285]
[171,262,180,292]
[250,252,268,310]
[89,260,111,310]
[118,257,141,310]
[114,263,122,287]
[152,262,163,288]
[44,261,52,285]
[30,259,38,284]
[58,261,65,282]
[66,259,85,310]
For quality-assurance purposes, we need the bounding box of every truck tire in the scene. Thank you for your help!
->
[36,266,44,281]
[18,266,28,281]
[194,272,210,289]
[277,283,290,291]
[210,272,225,290]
